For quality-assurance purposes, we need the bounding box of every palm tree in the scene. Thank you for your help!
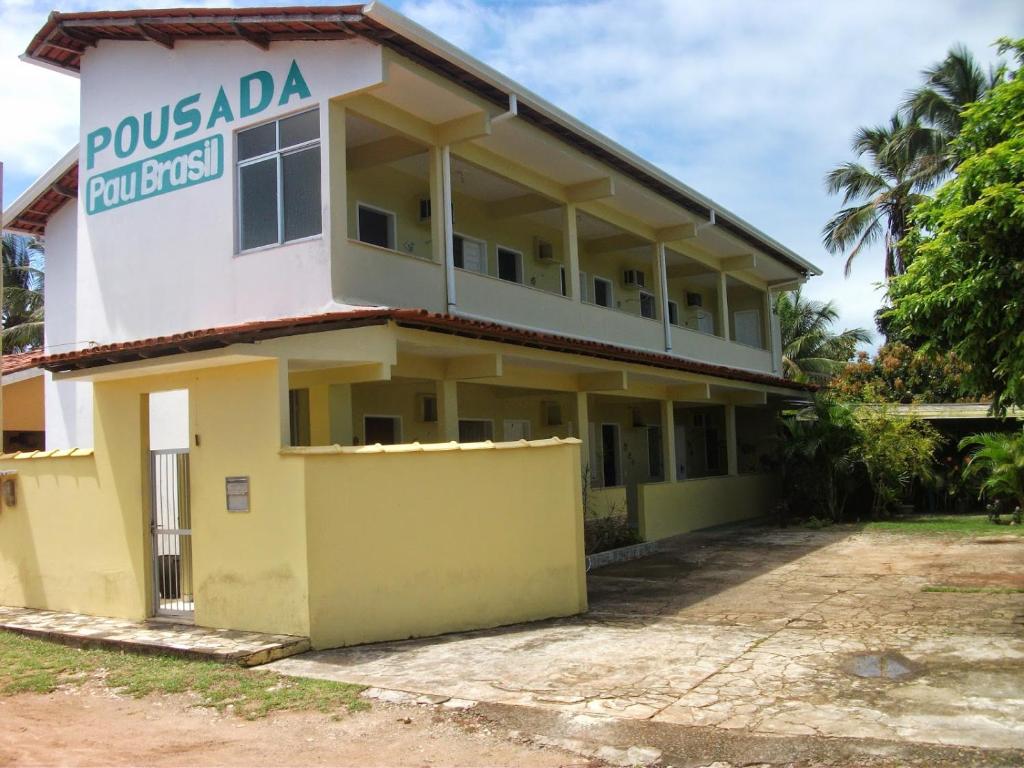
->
[823,115,938,279]
[2,233,45,352]
[959,431,1024,515]
[902,44,1004,174]
[775,289,870,383]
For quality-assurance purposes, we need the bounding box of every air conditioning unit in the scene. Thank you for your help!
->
[418,199,431,222]
[623,269,646,289]
[534,237,554,262]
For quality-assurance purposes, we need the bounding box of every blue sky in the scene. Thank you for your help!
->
[2,0,1022,348]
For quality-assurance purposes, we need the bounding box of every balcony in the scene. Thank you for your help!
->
[336,108,779,375]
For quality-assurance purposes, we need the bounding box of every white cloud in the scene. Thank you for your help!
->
[2,0,1022,348]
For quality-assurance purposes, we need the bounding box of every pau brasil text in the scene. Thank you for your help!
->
[86,136,223,215]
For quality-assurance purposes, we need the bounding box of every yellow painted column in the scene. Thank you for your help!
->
[574,392,591,482]
[277,360,291,447]
[308,384,330,446]
[718,272,731,341]
[437,379,459,442]
[428,146,445,264]
[661,398,677,482]
[725,404,738,476]
[563,203,581,301]
[328,384,353,445]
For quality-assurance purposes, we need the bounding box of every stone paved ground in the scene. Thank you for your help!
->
[271,526,1024,762]
[0,606,310,665]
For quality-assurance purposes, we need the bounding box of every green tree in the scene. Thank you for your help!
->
[775,289,870,383]
[823,115,937,279]
[855,408,942,518]
[778,396,861,522]
[2,233,45,352]
[903,43,1005,174]
[959,431,1024,517]
[888,39,1024,411]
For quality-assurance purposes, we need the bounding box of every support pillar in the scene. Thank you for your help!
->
[328,384,353,445]
[437,379,459,441]
[718,272,731,341]
[308,384,330,445]
[654,242,671,351]
[660,398,677,482]
[563,203,581,301]
[277,360,292,447]
[725,404,738,476]
[441,145,456,313]
[574,391,591,482]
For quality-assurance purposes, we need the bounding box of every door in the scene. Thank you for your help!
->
[150,449,193,618]
[458,419,493,442]
[365,415,400,445]
[503,419,531,441]
[601,423,620,487]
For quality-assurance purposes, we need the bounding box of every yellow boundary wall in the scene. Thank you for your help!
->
[0,360,587,648]
[638,473,779,542]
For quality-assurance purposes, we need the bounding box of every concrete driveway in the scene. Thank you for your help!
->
[271,526,1024,760]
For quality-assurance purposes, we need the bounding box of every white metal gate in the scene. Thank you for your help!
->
[150,449,193,618]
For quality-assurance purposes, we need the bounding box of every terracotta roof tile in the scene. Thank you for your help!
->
[2,351,44,376]
[36,308,811,392]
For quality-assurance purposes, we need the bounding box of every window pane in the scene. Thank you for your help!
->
[640,292,656,319]
[238,122,276,161]
[453,235,464,269]
[668,302,679,325]
[358,206,392,249]
[239,158,278,250]
[594,279,611,307]
[282,147,322,242]
[279,109,320,149]
[498,248,521,283]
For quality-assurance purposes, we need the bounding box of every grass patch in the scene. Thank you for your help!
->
[922,585,1024,594]
[857,514,1024,536]
[0,631,366,719]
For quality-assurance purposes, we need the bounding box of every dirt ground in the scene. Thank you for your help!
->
[0,684,588,768]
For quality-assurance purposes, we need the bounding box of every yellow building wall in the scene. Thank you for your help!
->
[3,376,45,432]
[587,486,627,519]
[300,441,587,649]
[0,451,148,620]
[0,360,311,637]
[638,473,779,542]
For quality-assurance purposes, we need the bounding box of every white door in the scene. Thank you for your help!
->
[734,309,762,347]
[503,419,531,441]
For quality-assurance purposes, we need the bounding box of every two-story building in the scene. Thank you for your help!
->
[0,4,819,645]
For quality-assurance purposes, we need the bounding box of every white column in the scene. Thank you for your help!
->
[441,145,456,314]
[718,272,731,341]
[661,398,677,482]
[655,242,671,351]
[725,403,738,476]
[563,203,581,301]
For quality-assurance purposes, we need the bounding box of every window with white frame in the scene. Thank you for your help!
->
[357,203,396,250]
[668,300,680,326]
[559,266,567,297]
[237,108,321,251]
[497,246,524,283]
[593,276,613,308]
[454,234,487,273]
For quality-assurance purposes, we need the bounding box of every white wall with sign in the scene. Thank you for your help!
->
[44,38,384,448]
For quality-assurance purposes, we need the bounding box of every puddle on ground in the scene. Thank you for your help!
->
[844,652,918,680]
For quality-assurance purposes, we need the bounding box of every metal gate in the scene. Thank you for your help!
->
[150,449,193,619]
